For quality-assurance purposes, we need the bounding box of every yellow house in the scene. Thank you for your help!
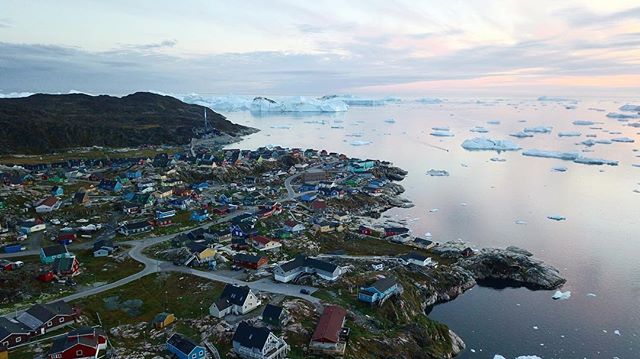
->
[187,243,217,263]
[197,247,217,262]
[152,312,176,329]
[0,347,9,359]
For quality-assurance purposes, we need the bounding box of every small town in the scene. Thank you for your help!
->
[0,144,475,359]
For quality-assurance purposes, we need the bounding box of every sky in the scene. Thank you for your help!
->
[0,0,639,97]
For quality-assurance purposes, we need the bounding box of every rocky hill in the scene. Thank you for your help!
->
[0,92,254,154]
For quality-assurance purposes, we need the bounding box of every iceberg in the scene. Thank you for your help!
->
[611,137,635,143]
[552,166,568,172]
[415,97,443,104]
[524,126,552,134]
[580,139,612,146]
[320,94,396,106]
[515,220,528,225]
[487,120,501,125]
[181,94,252,112]
[490,157,506,162]
[523,149,619,166]
[574,157,618,166]
[251,96,348,113]
[573,120,596,126]
[431,131,454,137]
[470,126,489,133]
[619,104,640,112]
[558,131,581,137]
[510,131,533,138]
[384,118,396,124]
[432,126,450,131]
[350,140,372,146]
[537,96,577,102]
[547,215,566,221]
[426,169,450,176]
[607,112,639,119]
[552,290,571,300]
[462,137,521,151]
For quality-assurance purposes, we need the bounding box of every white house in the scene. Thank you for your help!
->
[209,285,261,318]
[232,322,289,359]
[35,197,61,214]
[273,256,342,283]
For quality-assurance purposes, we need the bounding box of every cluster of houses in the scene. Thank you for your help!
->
[37,244,81,281]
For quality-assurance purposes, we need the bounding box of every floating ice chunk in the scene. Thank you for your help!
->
[415,97,443,104]
[573,157,618,166]
[611,137,635,143]
[552,166,567,172]
[426,169,450,176]
[586,293,597,297]
[510,131,534,138]
[619,104,640,112]
[350,140,372,146]
[632,164,640,168]
[429,208,439,213]
[460,202,468,206]
[470,126,489,133]
[628,122,640,128]
[524,126,553,134]
[533,326,539,330]
[581,139,612,146]
[490,157,506,162]
[493,356,507,359]
[558,131,581,137]
[462,137,521,151]
[607,112,639,119]
[487,120,501,125]
[588,107,606,112]
[614,330,621,336]
[320,94,393,106]
[424,232,433,237]
[547,215,566,221]
[384,118,396,124]
[270,125,291,129]
[538,96,577,102]
[552,290,571,300]
[431,131,454,137]
[573,120,596,126]
[522,149,618,166]
[515,220,527,225]
[432,126,450,131]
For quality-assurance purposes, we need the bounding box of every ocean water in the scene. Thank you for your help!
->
[223,98,640,358]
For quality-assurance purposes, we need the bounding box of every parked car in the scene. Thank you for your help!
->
[300,288,310,295]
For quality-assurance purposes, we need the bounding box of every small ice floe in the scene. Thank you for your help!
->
[384,118,396,124]
[614,330,621,336]
[558,131,581,137]
[619,104,640,112]
[607,112,639,120]
[533,326,539,330]
[487,120,501,125]
[573,120,596,126]
[270,125,291,129]
[522,149,618,166]
[462,137,521,151]
[490,157,506,162]
[424,232,433,237]
[460,202,468,206]
[588,107,606,112]
[581,139,612,146]
[524,126,553,134]
[586,293,597,297]
[628,122,640,128]
[429,208,439,213]
[350,140,372,146]
[426,169,450,176]
[611,137,635,143]
[432,126,450,131]
[431,130,454,137]
[331,125,344,129]
[547,215,566,221]
[470,126,489,133]
[515,220,528,225]
[552,290,571,300]
[552,166,567,172]
[510,131,534,138]
[609,131,622,135]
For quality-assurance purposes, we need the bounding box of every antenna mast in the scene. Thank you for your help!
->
[203,107,208,132]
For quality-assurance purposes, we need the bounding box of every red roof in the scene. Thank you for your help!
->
[311,305,346,343]
[311,200,327,209]
[39,196,59,207]
[284,220,297,227]
[252,235,275,245]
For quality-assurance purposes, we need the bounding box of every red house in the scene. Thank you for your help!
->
[38,270,56,282]
[154,218,173,227]
[47,327,108,359]
[52,256,80,277]
[359,225,374,236]
[310,305,348,354]
[233,253,268,270]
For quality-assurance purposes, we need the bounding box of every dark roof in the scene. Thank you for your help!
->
[369,277,397,292]
[53,256,77,273]
[0,318,31,340]
[185,242,209,253]
[234,253,265,264]
[167,333,201,355]
[93,239,115,251]
[49,335,97,354]
[279,255,338,274]
[218,284,251,306]
[262,304,283,323]
[232,322,271,350]
[25,301,73,323]
[400,252,429,262]
[124,221,152,230]
[41,244,68,257]
[311,305,346,343]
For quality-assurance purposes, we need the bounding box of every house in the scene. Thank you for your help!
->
[40,245,70,264]
[234,253,268,270]
[399,252,433,267]
[93,239,117,257]
[185,243,216,263]
[203,228,232,243]
[190,209,209,222]
[52,256,80,277]
[0,317,31,349]
[155,208,176,220]
[51,186,64,197]
[299,193,317,202]
[230,223,257,239]
[273,255,342,283]
[17,301,76,336]
[73,190,90,205]
[231,237,249,250]
[20,219,46,234]
[35,197,61,213]
[118,221,153,236]
[283,220,305,233]
[414,238,435,249]
[209,284,261,318]
[303,169,327,182]
[58,232,77,245]
[358,277,400,304]
[383,227,410,238]
[309,305,349,356]
[152,312,175,330]
[261,304,285,327]
[251,236,282,251]
[98,180,122,192]
[122,202,140,215]
[461,247,475,257]
[153,186,174,200]
[47,327,108,359]
[166,333,206,359]
[232,322,289,359]
[310,199,327,213]
[126,170,142,179]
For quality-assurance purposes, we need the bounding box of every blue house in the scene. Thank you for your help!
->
[156,208,177,220]
[300,193,318,202]
[98,179,123,192]
[190,209,209,222]
[230,223,257,238]
[51,186,64,197]
[358,277,399,304]
[166,333,206,359]
[126,170,142,179]
[40,245,71,264]
[300,183,318,192]
[192,182,209,191]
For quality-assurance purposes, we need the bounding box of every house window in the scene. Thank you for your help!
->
[191,354,196,359]
[2,341,8,347]
[76,350,83,356]
[59,317,65,323]
[15,337,22,343]
[47,321,52,327]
